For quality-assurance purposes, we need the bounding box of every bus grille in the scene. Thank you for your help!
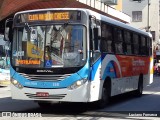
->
[25,93,66,99]
[19,73,72,81]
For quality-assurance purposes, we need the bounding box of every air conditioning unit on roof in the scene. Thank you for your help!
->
[101,0,118,5]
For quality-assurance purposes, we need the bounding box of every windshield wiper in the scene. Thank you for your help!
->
[59,22,70,32]
[52,22,70,38]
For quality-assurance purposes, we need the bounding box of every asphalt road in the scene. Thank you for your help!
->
[0,76,160,120]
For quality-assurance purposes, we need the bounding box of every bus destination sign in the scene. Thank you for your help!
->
[28,12,70,21]
[15,11,82,24]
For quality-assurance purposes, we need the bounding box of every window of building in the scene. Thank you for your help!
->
[132,11,142,22]
[151,31,155,41]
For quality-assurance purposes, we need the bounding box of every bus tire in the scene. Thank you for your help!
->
[96,79,111,108]
[135,75,143,97]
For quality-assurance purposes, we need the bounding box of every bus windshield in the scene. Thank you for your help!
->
[12,24,86,68]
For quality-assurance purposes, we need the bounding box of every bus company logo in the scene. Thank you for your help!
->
[132,60,145,66]
[1,112,42,117]
[2,112,11,117]
[37,70,53,73]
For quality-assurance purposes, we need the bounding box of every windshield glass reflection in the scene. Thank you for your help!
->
[12,25,86,68]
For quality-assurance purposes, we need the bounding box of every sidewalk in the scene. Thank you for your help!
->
[0,86,10,93]
[0,85,11,98]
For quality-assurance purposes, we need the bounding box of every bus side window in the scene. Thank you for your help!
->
[124,31,132,55]
[147,38,152,56]
[114,28,123,54]
[140,36,147,55]
[133,34,139,55]
[150,38,153,56]
[101,23,113,53]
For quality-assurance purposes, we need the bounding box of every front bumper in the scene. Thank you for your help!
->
[10,81,90,102]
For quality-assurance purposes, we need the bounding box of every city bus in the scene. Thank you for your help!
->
[4,8,153,108]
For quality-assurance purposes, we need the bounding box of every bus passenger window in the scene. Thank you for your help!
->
[124,31,132,55]
[133,34,139,55]
[140,36,147,55]
[115,43,123,54]
[101,24,113,53]
[114,28,123,54]
[147,38,152,56]
[149,38,152,56]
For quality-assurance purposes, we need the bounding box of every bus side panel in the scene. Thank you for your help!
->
[89,54,152,101]
[144,57,153,86]
[89,54,122,101]
[89,58,103,102]
[115,55,151,90]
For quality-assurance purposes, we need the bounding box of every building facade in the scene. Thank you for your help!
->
[0,0,130,34]
[122,0,159,48]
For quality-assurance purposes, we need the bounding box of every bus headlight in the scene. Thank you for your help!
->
[11,78,23,89]
[12,79,18,85]
[68,79,87,90]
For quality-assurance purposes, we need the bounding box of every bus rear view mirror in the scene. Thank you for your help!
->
[93,28,99,50]
[4,27,9,41]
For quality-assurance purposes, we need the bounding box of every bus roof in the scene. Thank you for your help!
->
[86,9,151,37]
[14,8,151,37]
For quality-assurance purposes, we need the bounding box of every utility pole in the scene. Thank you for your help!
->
[147,0,150,32]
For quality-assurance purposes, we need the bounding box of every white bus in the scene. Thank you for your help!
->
[4,8,153,108]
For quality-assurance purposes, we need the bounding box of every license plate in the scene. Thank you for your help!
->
[36,92,49,97]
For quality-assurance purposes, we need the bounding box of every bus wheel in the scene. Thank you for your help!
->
[135,75,143,97]
[96,83,110,108]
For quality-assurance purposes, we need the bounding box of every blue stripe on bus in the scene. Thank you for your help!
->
[90,53,106,81]
[10,62,89,89]
[90,54,117,81]
[102,61,116,80]
[77,60,89,78]
[90,57,101,81]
